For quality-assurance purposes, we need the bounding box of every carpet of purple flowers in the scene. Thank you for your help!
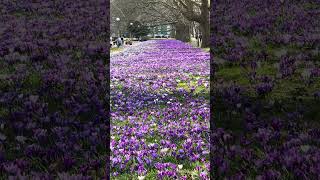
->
[211,0,320,179]
[111,40,210,179]
[0,1,108,178]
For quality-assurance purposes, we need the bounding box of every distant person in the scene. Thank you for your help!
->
[196,33,200,47]
[116,37,122,48]
[198,34,202,47]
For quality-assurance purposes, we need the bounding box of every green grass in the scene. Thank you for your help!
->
[0,108,9,117]
[303,1,320,9]
[215,66,250,86]
[256,63,277,76]
[111,161,204,180]
[111,47,123,53]
[215,61,320,100]
[25,72,41,87]
[202,48,210,52]
[176,75,209,98]
[248,36,264,52]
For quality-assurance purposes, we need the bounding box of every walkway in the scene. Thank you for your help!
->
[110,40,210,179]
[110,41,142,55]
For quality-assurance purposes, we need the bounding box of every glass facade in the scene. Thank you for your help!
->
[148,24,174,38]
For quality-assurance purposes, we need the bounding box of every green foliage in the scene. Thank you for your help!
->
[215,66,250,86]
[127,21,150,38]
[23,72,42,93]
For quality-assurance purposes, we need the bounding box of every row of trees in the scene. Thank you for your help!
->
[111,0,210,47]
[127,21,150,38]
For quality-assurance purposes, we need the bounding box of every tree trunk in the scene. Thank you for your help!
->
[200,0,210,48]
[200,20,210,48]
[175,23,190,42]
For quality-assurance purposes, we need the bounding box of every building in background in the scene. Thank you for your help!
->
[147,23,176,38]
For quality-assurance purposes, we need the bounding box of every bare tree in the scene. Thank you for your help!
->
[137,0,210,47]
[111,0,210,47]
[170,0,210,47]
[110,0,140,36]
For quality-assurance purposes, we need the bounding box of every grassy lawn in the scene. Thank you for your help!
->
[202,48,210,52]
[111,47,123,53]
[186,39,209,52]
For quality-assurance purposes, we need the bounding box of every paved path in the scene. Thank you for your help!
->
[110,41,142,55]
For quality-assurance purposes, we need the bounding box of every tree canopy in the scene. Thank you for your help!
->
[111,0,210,47]
[127,21,150,38]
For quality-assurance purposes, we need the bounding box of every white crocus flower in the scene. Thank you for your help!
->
[178,165,183,169]
[202,150,209,155]
[138,176,145,180]
[16,136,27,143]
[160,148,169,153]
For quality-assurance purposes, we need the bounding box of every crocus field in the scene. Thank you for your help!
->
[1,1,108,178]
[110,40,210,179]
[1,0,320,179]
[211,0,320,179]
